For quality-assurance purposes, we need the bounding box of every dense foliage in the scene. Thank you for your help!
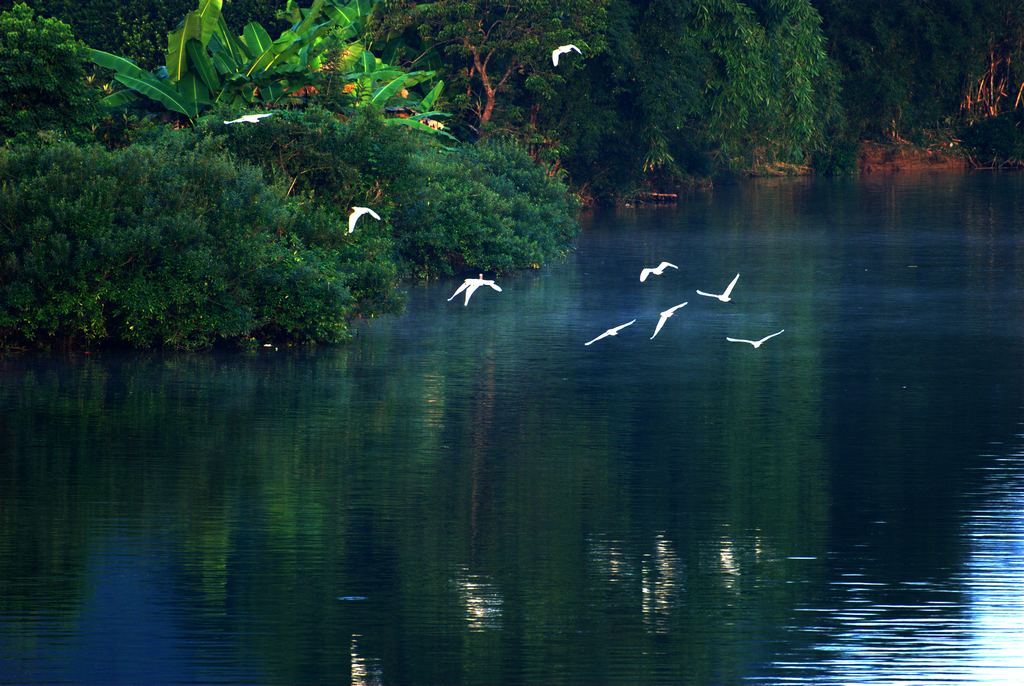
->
[0,3,100,141]
[0,140,355,349]
[0,111,579,349]
[13,0,1024,184]
[0,0,283,69]
[189,109,578,277]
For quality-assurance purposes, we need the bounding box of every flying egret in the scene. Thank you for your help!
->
[585,319,636,346]
[650,302,687,339]
[348,206,381,234]
[224,113,275,125]
[696,273,740,302]
[726,329,784,348]
[448,274,502,306]
[640,261,678,282]
[552,44,582,67]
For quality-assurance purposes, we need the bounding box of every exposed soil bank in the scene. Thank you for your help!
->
[858,140,968,173]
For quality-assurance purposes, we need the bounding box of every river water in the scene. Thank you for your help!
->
[2,173,1024,684]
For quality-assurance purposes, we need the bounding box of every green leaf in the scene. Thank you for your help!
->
[334,42,364,72]
[382,116,458,141]
[420,79,444,110]
[179,73,211,108]
[167,14,203,82]
[242,22,273,59]
[100,90,140,109]
[89,49,148,79]
[245,30,300,77]
[261,82,286,102]
[370,73,411,106]
[294,0,326,35]
[196,0,222,45]
[211,16,245,68]
[187,40,221,91]
[112,72,195,119]
[360,49,376,74]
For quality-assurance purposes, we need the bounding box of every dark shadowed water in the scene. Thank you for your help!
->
[2,173,1024,685]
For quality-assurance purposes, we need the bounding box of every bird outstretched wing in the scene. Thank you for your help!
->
[462,283,480,305]
[651,315,669,339]
[721,273,740,298]
[448,281,470,301]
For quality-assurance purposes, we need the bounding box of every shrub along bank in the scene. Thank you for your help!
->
[0,110,579,350]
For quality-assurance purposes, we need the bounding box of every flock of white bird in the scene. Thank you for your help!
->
[448,262,784,350]
[221,46,787,349]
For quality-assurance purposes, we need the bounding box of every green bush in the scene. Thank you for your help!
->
[0,3,100,142]
[393,139,579,277]
[192,108,579,278]
[959,113,1024,167]
[0,138,357,349]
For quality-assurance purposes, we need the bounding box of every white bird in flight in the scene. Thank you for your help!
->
[726,329,784,348]
[650,302,687,339]
[348,206,381,234]
[640,261,678,282]
[696,273,740,302]
[448,274,502,306]
[224,113,274,124]
[585,319,636,346]
[552,44,582,66]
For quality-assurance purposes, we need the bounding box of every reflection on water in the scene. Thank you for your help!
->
[2,173,1024,684]
[641,533,680,633]
[453,569,504,632]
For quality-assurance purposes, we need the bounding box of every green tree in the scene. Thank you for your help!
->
[405,0,609,128]
[0,0,285,69]
[0,3,100,141]
[812,0,1024,137]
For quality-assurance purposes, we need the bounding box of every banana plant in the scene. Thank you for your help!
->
[91,0,377,120]
[340,49,456,140]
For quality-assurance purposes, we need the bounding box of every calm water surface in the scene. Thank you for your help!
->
[2,174,1024,685]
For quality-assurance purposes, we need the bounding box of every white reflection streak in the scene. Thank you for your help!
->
[642,533,681,633]
[719,537,739,589]
[587,536,632,583]
[350,634,367,686]
[763,449,1024,684]
[961,452,1024,681]
[454,569,504,631]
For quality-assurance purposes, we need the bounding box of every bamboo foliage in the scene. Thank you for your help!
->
[962,49,1023,120]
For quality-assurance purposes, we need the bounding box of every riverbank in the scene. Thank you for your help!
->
[0,110,579,352]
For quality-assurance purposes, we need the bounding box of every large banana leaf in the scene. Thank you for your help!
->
[294,0,326,35]
[112,72,195,118]
[166,13,203,81]
[89,49,148,79]
[242,22,273,59]
[186,40,220,91]
[211,16,246,68]
[179,73,211,109]
[420,80,444,110]
[196,0,222,44]
[370,73,414,106]
[360,49,378,74]
[92,49,191,115]
[333,42,364,72]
